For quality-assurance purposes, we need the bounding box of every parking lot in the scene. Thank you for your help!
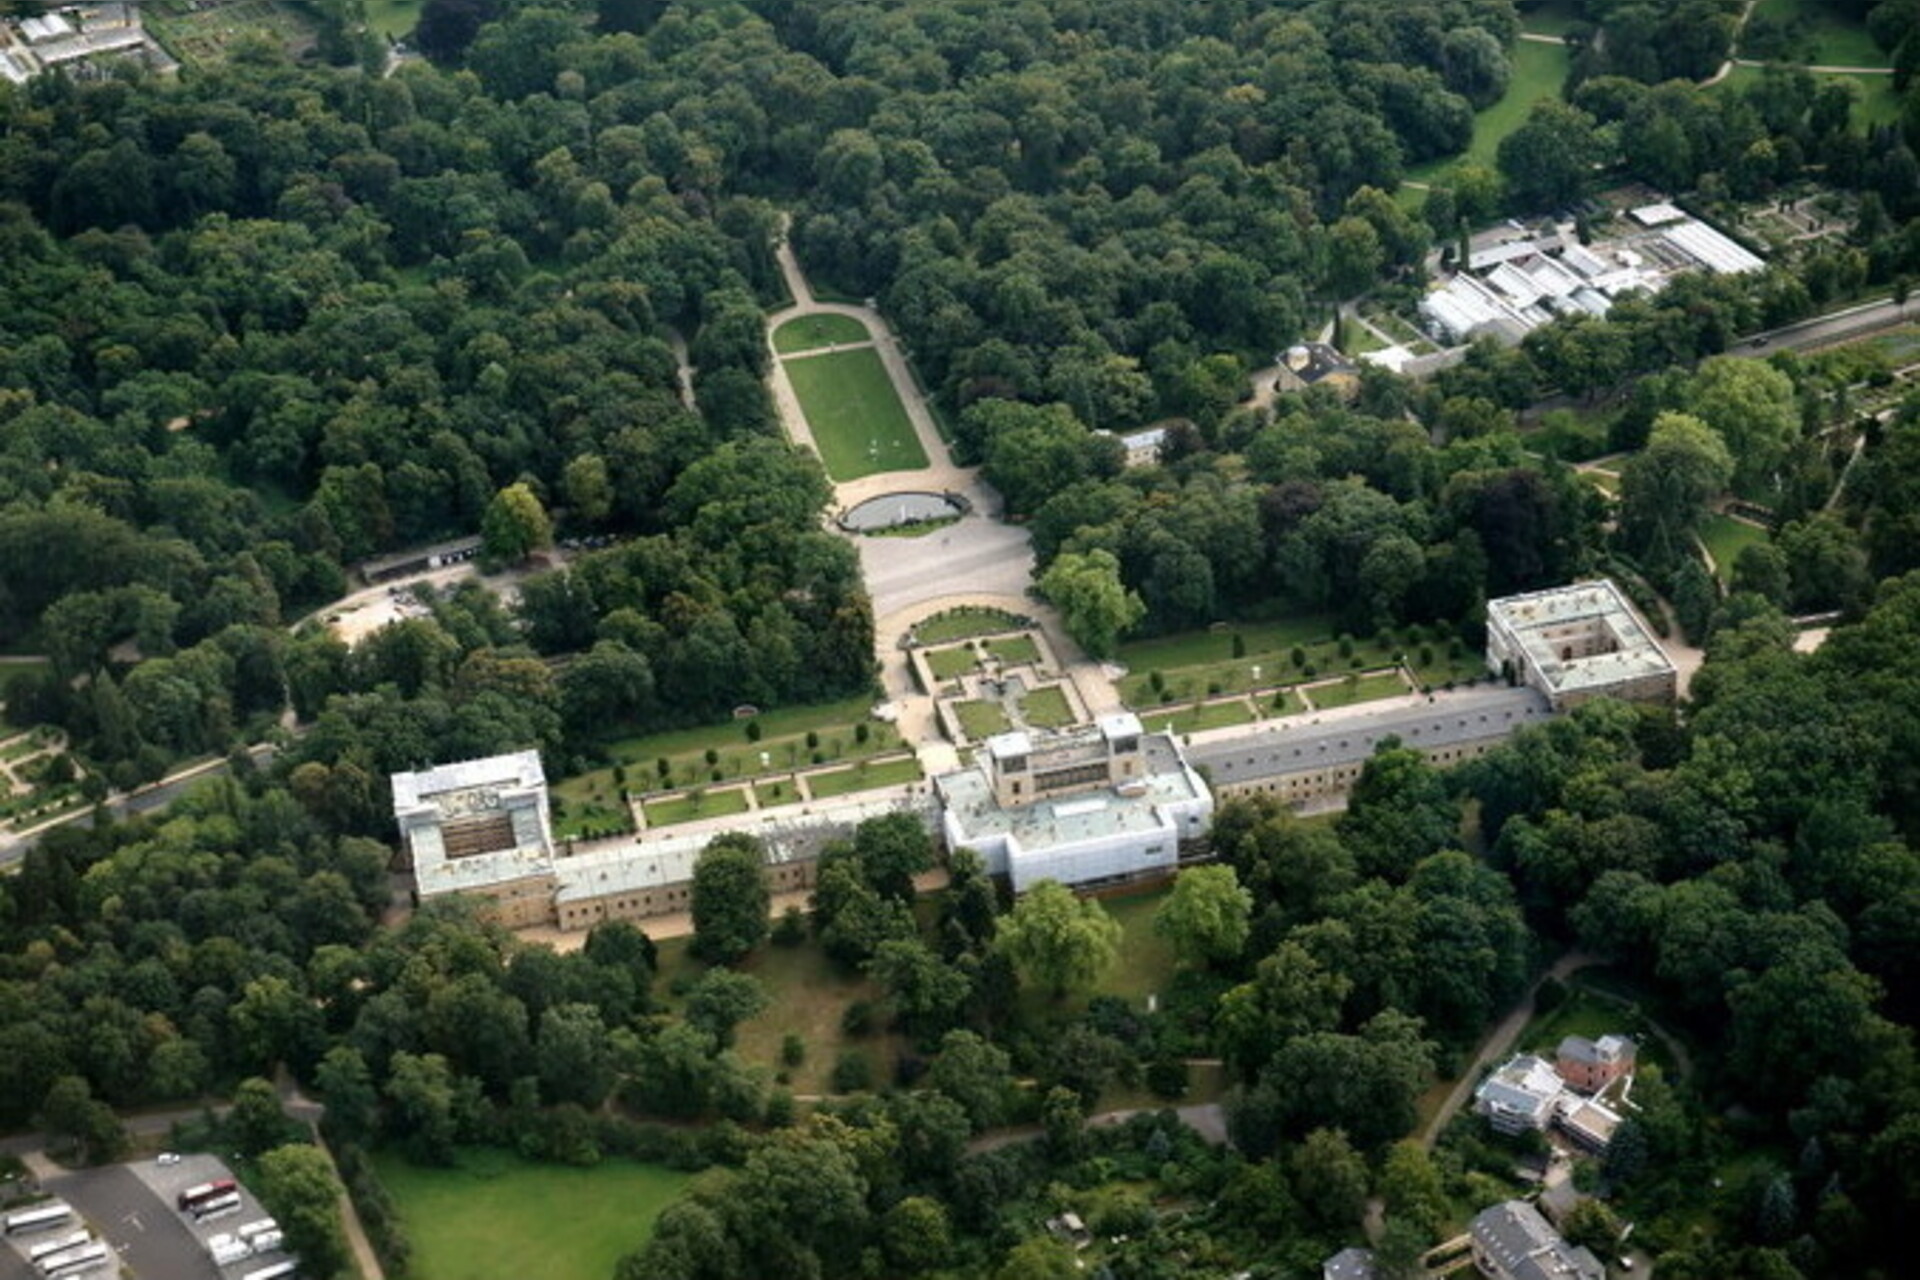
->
[5,1152,285,1280]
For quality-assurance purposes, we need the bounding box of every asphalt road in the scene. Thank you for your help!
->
[1742,295,1911,357]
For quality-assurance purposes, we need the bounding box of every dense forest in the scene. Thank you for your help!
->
[2,0,1920,1277]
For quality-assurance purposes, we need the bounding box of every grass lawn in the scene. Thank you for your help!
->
[954,700,1012,739]
[363,0,422,39]
[754,778,799,808]
[643,786,751,828]
[783,348,929,480]
[1750,0,1889,67]
[1097,888,1177,1004]
[1307,672,1409,710]
[986,634,1042,666]
[1119,615,1340,672]
[1121,618,1474,708]
[1700,513,1770,584]
[1711,62,1902,126]
[925,645,980,681]
[1149,699,1258,736]
[1018,685,1078,729]
[807,755,924,798]
[550,781,630,841]
[654,932,906,1095]
[773,312,872,353]
[596,695,888,792]
[1407,39,1571,187]
[375,1148,690,1280]
[916,607,1025,644]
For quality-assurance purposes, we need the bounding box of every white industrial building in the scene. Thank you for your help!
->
[1422,204,1765,346]
[936,713,1214,892]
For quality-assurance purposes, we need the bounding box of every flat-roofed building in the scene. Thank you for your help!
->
[394,751,559,928]
[1474,1054,1566,1135]
[1486,580,1677,710]
[1187,685,1552,811]
[937,714,1213,892]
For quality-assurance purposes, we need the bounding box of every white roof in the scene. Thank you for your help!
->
[1661,220,1765,274]
[1630,201,1687,226]
[392,750,545,807]
[1558,242,1610,279]
[986,731,1032,760]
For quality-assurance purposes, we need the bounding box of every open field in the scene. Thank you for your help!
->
[807,755,924,798]
[773,313,872,353]
[1407,39,1572,186]
[1701,513,1770,584]
[783,348,929,480]
[376,1148,688,1280]
[1750,0,1889,68]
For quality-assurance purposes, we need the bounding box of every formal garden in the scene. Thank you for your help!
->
[773,312,872,354]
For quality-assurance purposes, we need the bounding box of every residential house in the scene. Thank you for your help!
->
[1473,1055,1565,1136]
[1557,1034,1636,1094]
[1469,1200,1605,1280]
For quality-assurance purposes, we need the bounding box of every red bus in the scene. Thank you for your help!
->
[176,1179,236,1212]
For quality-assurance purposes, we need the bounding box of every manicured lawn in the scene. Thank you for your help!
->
[1152,699,1258,736]
[807,755,924,798]
[955,700,1011,740]
[916,607,1026,644]
[1307,672,1409,710]
[550,780,631,841]
[926,645,980,680]
[364,0,422,38]
[1119,615,1340,672]
[783,348,929,480]
[754,778,799,808]
[375,1148,690,1280]
[1018,685,1078,729]
[773,313,872,353]
[1407,39,1571,186]
[1700,513,1769,584]
[986,634,1042,666]
[643,786,751,828]
[1750,0,1889,68]
[596,695,890,791]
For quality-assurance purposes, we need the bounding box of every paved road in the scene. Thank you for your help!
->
[1417,950,1600,1151]
[1741,295,1911,356]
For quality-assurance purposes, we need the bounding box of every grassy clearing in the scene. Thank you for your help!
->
[1750,0,1889,67]
[926,645,980,681]
[654,932,907,1095]
[955,700,1011,740]
[363,0,421,39]
[1120,617,1480,707]
[773,313,872,353]
[375,1148,689,1280]
[1407,39,1572,187]
[550,777,630,841]
[1518,0,1581,37]
[1018,685,1077,729]
[1700,513,1770,584]
[986,634,1042,666]
[783,348,929,480]
[1119,616,1340,671]
[1098,888,1178,1004]
[643,786,752,828]
[915,607,1026,644]
[1711,63,1903,126]
[1307,672,1410,710]
[807,755,925,798]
